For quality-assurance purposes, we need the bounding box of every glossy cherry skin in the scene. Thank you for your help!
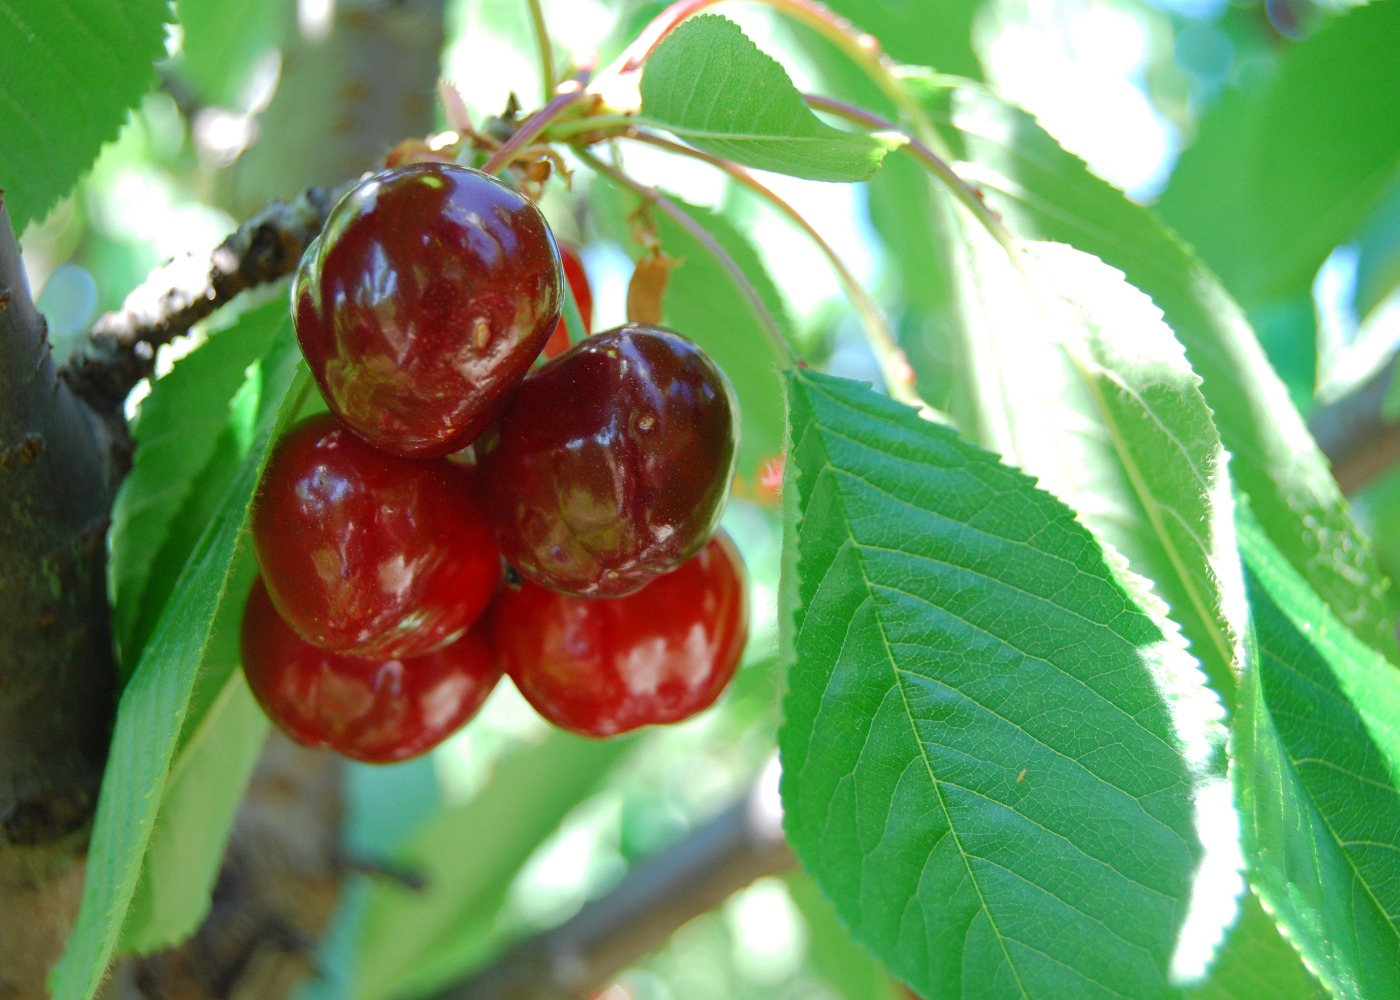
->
[241,577,501,763]
[479,324,739,598]
[252,413,501,659]
[294,162,562,457]
[542,244,593,360]
[495,532,748,737]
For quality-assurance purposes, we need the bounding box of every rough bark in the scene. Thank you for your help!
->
[0,194,118,998]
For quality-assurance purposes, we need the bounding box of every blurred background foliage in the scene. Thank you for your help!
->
[17,0,1400,996]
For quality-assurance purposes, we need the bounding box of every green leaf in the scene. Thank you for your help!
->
[919,231,1246,709]
[109,299,285,669]
[819,0,983,82]
[175,0,285,108]
[1156,0,1400,307]
[110,306,304,952]
[51,338,308,1000]
[1182,891,1327,1000]
[117,542,268,954]
[640,15,896,183]
[353,731,634,1000]
[118,667,268,953]
[905,75,1399,661]
[1236,515,1400,1000]
[779,368,1218,998]
[0,0,170,232]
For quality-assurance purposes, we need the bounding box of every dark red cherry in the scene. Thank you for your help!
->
[252,413,501,659]
[294,162,562,457]
[542,244,593,360]
[495,532,748,737]
[241,577,501,763]
[479,324,738,598]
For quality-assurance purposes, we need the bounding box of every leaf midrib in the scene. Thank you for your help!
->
[799,398,1027,997]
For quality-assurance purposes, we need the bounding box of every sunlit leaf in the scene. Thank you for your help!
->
[1182,890,1327,1000]
[779,367,1219,998]
[901,75,1399,660]
[0,0,169,232]
[641,15,896,183]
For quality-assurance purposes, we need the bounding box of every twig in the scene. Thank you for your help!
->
[60,181,354,420]
[431,763,793,1000]
[1310,355,1400,495]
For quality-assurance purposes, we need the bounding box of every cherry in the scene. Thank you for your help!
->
[241,577,501,763]
[252,413,501,659]
[494,532,749,737]
[293,162,562,457]
[479,324,738,598]
[542,244,593,360]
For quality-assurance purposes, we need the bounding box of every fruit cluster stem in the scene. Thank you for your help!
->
[625,131,923,407]
[481,87,594,177]
[574,148,794,364]
[524,0,557,103]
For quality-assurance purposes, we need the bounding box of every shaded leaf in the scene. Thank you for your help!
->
[1236,514,1400,999]
[109,299,284,669]
[353,732,634,1000]
[175,0,285,108]
[1156,0,1400,306]
[1182,890,1327,1000]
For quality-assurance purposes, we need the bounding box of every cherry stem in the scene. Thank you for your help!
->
[626,131,922,408]
[804,93,1017,254]
[524,0,556,102]
[481,86,591,176]
[573,147,794,364]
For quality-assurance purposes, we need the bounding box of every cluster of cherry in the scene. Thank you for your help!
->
[240,162,748,763]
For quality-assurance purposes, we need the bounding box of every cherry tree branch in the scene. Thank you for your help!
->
[432,766,794,1000]
[1309,357,1400,495]
[0,192,119,998]
[60,182,353,424]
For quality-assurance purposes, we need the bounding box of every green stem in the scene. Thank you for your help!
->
[626,131,921,408]
[572,147,794,364]
[524,0,556,100]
